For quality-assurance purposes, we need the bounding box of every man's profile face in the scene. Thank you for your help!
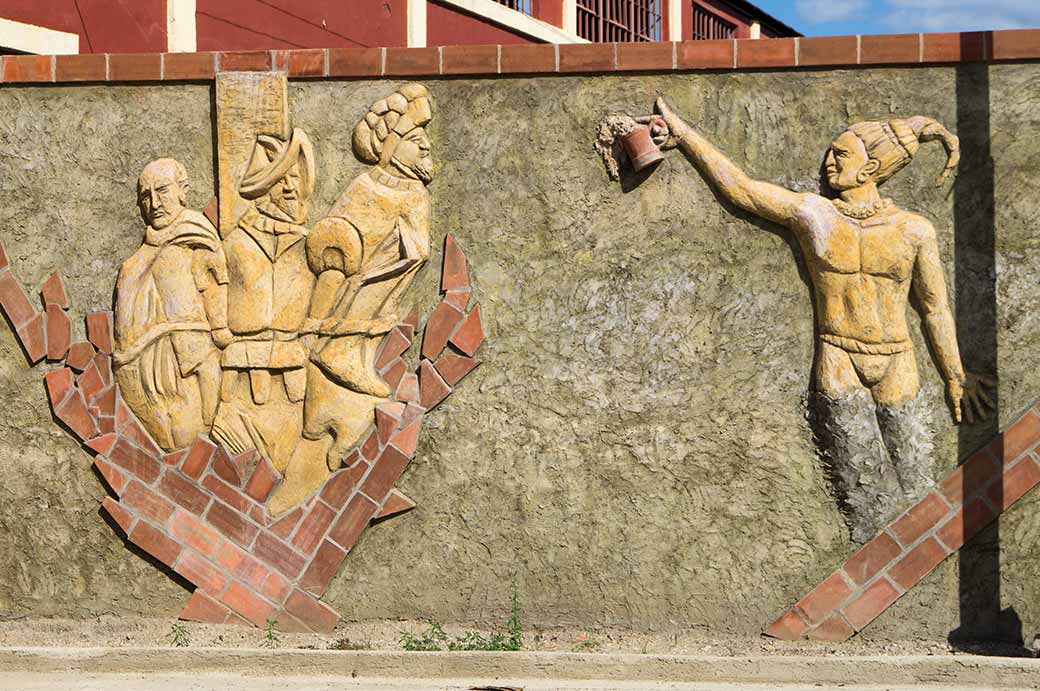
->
[825,131,872,192]
[266,163,306,223]
[138,164,185,229]
[390,127,433,184]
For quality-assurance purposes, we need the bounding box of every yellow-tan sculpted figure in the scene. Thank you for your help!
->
[210,129,317,472]
[268,83,433,514]
[644,99,994,542]
[114,159,227,451]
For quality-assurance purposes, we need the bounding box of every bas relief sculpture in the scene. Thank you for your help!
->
[641,98,995,542]
[114,81,435,516]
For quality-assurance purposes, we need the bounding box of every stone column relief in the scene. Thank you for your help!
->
[629,98,995,543]
[0,74,486,632]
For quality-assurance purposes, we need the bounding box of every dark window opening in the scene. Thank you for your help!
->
[576,0,662,42]
[691,3,736,40]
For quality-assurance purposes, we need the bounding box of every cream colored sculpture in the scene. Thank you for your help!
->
[269,83,434,514]
[644,98,995,541]
[114,159,226,451]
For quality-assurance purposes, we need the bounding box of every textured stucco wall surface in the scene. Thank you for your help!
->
[0,66,1037,640]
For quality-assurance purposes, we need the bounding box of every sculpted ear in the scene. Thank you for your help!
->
[860,158,881,181]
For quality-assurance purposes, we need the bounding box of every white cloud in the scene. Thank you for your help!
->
[881,0,1040,32]
[796,0,868,24]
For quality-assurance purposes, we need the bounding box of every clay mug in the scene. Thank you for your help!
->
[621,116,665,172]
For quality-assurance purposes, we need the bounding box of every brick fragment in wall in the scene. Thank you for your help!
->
[40,271,69,308]
[180,590,232,624]
[434,353,480,386]
[375,327,411,370]
[66,341,96,371]
[395,372,419,404]
[15,312,46,364]
[421,300,464,360]
[390,417,421,458]
[418,360,451,410]
[441,234,469,292]
[45,304,70,361]
[448,304,485,357]
[373,489,416,521]
[85,311,113,353]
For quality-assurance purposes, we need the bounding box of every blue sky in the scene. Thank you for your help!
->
[751,0,1040,36]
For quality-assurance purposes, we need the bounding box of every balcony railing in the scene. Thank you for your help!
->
[576,0,662,42]
[692,3,736,40]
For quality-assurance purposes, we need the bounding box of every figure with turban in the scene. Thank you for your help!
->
[210,128,317,473]
[267,83,433,514]
[114,159,227,451]
[643,98,993,542]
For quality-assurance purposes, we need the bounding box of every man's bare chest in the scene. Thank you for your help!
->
[804,218,917,280]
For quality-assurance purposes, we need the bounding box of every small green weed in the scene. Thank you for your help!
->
[167,621,190,648]
[330,637,371,650]
[262,618,280,648]
[401,579,524,652]
[400,621,449,651]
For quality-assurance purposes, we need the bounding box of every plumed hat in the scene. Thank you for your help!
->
[352,83,432,165]
[846,116,960,186]
[239,128,316,200]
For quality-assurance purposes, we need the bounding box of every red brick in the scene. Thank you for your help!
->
[99,415,115,435]
[213,445,245,486]
[299,539,346,597]
[76,361,104,402]
[255,531,307,578]
[841,577,901,631]
[45,367,73,407]
[288,48,325,77]
[163,449,186,466]
[180,590,230,624]
[163,52,216,80]
[376,401,404,446]
[923,32,988,63]
[56,54,106,81]
[796,571,853,625]
[93,352,112,386]
[216,542,270,590]
[987,456,1040,510]
[55,389,100,442]
[799,36,857,67]
[939,447,999,505]
[86,312,112,353]
[403,307,419,334]
[2,54,52,82]
[362,445,410,502]
[329,493,378,550]
[380,358,407,390]
[101,496,133,535]
[205,476,251,514]
[261,571,293,604]
[418,359,451,410]
[92,386,116,419]
[15,313,46,364]
[43,304,70,361]
[807,613,855,642]
[737,37,796,68]
[221,581,276,627]
[385,47,439,76]
[182,437,216,479]
[245,455,281,503]
[390,417,421,458]
[0,270,36,327]
[203,196,218,228]
[206,501,259,548]
[677,39,734,69]
[992,29,1040,60]
[40,271,69,308]
[124,480,176,524]
[283,589,339,633]
[559,43,615,73]
[889,537,947,590]
[842,532,902,586]
[890,492,952,547]
[617,41,673,71]
[441,44,498,75]
[176,549,229,594]
[360,428,381,461]
[1000,411,1040,463]
[291,502,337,555]
[500,43,556,74]
[271,49,289,71]
[170,510,222,556]
[375,328,412,371]
[936,498,996,551]
[269,506,305,540]
[449,304,485,357]
[319,462,368,509]
[327,47,382,77]
[66,341,96,371]
[93,455,127,494]
[108,53,162,81]
[764,607,808,640]
[860,33,920,65]
[129,520,182,567]
[393,372,418,405]
[88,434,119,459]
[445,290,470,310]
[424,302,465,361]
[117,403,160,456]
[373,489,416,522]
[434,353,481,386]
[220,50,272,71]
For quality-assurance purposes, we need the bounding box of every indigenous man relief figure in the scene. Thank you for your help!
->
[114,159,226,451]
[644,99,995,542]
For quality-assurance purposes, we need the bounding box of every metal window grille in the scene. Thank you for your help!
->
[492,0,532,14]
[576,0,662,42]
[691,3,736,40]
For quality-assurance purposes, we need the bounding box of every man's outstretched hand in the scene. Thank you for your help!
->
[948,372,997,424]
[635,97,690,150]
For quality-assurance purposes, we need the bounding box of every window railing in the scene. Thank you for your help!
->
[491,0,533,14]
[691,3,736,40]
[576,0,662,42]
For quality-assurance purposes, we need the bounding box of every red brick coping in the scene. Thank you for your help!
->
[1,30,1038,84]
[767,404,1040,642]
[0,233,484,632]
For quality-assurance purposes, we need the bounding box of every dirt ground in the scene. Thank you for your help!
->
[0,616,1034,658]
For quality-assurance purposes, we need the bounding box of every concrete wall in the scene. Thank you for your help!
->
[0,64,1038,641]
